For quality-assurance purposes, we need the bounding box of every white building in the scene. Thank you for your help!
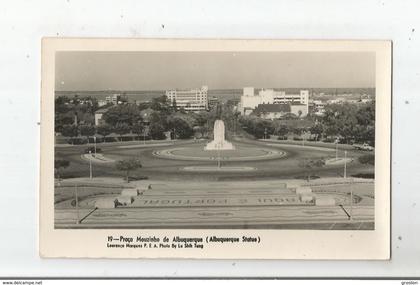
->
[360,98,373,103]
[105,94,120,105]
[290,104,308,117]
[97,100,107,107]
[239,87,309,116]
[94,108,109,126]
[310,100,326,116]
[240,87,266,112]
[274,90,309,106]
[165,86,208,112]
[327,98,345,104]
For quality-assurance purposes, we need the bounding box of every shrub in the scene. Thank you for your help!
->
[54,159,70,180]
[352,173,374,179]
[358,154,375,165]
[127,175,148,182]
[322,138,335,143]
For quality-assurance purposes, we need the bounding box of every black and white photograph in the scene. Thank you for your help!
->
[40,39,391,259]
[6,0,420,280]
[53,49,378,230]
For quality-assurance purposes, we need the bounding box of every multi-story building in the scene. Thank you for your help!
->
[239,87,261,115]
[310,100,326,116]
[274,90,309,105]
[239,87,309,116]
[105,94,120,105]
[326,98,345,105]
[165,86,208,112]
[104,94,128,105]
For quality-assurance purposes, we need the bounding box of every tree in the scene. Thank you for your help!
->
[251,120,275,139]
[172,98,178,112]
[149,111,168,129]
[149,123,166,140]
[61,124,79,144]
[355,101,375,146]
[321,101,375,145]
[102,105,143,127]
[309,124,323,141]
[282,113,298,120]
[290,127,303,137]
[167,117,194,139]
[193,111,210,126]
[322,103,358,143]
[298,158,325,182]
[84,96,99,114]
[132,123,145,140]
[96,124,112,142]
[275,125,289,138]
[55,111,75,133]
[298,110,303,118]
[113,122,131,141]
[54,159,70,180]
[115,157,142,183]
[150,95,170,113]
[148,111,168,139]
[80,125,95,142]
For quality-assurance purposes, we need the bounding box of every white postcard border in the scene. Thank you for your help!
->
[40,38,391,259]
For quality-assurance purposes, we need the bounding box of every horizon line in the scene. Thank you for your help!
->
[55,86,376,92]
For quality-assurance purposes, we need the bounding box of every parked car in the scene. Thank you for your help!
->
[353,143,374,151]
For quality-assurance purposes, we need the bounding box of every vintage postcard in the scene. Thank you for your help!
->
[40,39,391,259]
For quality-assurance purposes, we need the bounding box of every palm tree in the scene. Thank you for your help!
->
[115,157,142,183]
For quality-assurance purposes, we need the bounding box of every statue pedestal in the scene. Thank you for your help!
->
[205,140,235,150]
[205,120,235,150]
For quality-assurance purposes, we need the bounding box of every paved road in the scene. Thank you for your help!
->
[54,139,375,229]
[55,180,374,229]
[55,138,374,181]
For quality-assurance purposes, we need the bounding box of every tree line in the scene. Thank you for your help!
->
[239,101,375,145]
[55,95,231,143]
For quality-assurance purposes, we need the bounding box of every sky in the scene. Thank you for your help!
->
[55,51,375,91]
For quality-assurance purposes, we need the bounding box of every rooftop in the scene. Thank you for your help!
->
[253,103,291,115]
[95,108,109,114]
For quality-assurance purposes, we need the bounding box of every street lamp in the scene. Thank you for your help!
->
[302,131,305,147]
[349,178,353,221]
[89,150,92,179]
[93,136,97,157]
[344,150,347,178]
[335,138,338,161]
[75,184,79,224]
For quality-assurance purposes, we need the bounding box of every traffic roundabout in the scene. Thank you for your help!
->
[152,143,287,161]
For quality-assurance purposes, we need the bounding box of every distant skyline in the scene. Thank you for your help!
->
[56,51,375,91]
